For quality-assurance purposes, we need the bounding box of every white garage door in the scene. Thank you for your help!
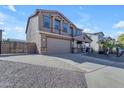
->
[47,38,71,54]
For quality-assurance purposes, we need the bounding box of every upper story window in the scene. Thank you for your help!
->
[43,15,50,28]
[73,30,76,36]
[63,23,68,33]
[72,29,82,36]
[76,30,82,36]
[54,19,60,31]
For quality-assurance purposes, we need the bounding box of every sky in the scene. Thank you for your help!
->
[0,5,124,40]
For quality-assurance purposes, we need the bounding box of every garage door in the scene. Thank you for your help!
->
[47,38,71,54]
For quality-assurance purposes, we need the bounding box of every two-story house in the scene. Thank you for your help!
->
[26,9,92,54]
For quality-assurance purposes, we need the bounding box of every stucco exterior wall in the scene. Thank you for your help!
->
[26,16,42,54]
[89,35,99,52]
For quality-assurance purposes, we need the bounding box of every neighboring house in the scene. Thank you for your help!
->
[26,9,92,54]
[86,32,104,52]
[103,36,116,45]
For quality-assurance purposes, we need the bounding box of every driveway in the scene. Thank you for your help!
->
[0,54,82,72]
[47,54,124,88]
[1,54,124,88]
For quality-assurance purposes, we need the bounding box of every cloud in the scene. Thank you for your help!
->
[14,26,24,32]
[83,28,92,33]
[83,28,96,33]
[110,31,124,40]
[0,22,4,25]
[0,12,6,23]
[0,12,7,29]
[78,13,90,23]
[0,11,26,40]
[74,12,91,29]
[0,12,6,19]
[2,31,7,39]
[0,11,26,26]
[117,31,124,35]
[7,5,16,12]
[113,21,124,29]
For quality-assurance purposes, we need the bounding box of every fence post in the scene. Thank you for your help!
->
[0,30,3,54]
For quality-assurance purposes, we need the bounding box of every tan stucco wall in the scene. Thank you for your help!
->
[26,16,41,54]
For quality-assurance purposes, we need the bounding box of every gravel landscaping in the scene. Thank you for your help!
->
[0,60,87,88]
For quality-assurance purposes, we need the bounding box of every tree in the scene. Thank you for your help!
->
[98,39,115,49]
[98,38,116,54]
[117,34,124,48]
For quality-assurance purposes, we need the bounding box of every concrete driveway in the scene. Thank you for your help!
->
[0,54,82,72]
[51,54,124,88]
[1,53,124,87]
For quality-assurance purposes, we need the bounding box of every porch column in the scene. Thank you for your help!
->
[60,19,63,34]
[51,16,55,33]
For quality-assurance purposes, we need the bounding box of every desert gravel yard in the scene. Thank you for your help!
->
[0,60,87,88]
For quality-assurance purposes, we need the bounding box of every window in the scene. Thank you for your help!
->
[63,23,68,32]
[77,31,81,35]
[76,30,82,36]
[54,19,60,31]
[73,30,76,36]
[43,15,50,28]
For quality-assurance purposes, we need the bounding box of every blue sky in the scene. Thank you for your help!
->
[0,5,124,40]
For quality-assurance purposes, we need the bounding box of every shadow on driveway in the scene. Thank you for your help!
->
[47,53,124,70]
[83,53,124,62]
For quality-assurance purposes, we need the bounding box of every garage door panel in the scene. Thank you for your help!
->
[47,38,70,54]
